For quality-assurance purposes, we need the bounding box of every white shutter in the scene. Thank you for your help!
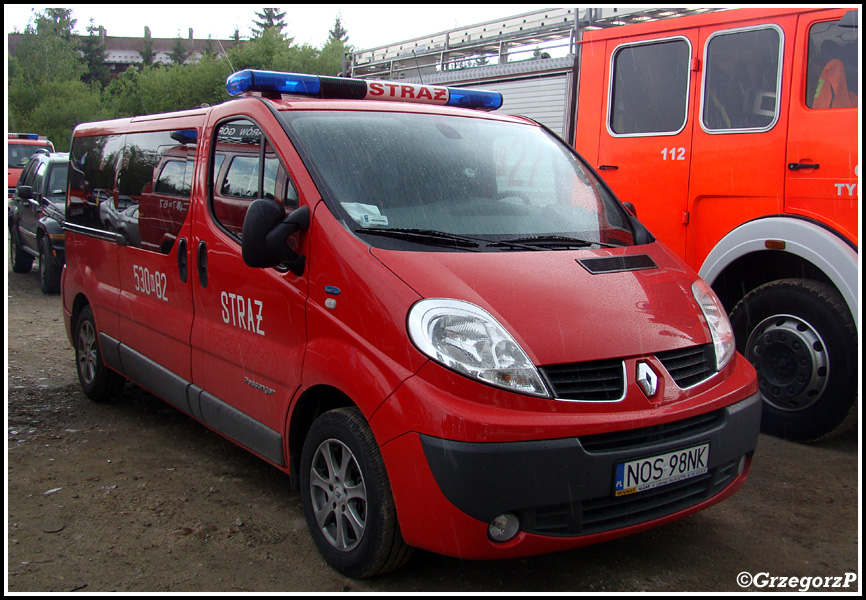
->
[468,75,570,137]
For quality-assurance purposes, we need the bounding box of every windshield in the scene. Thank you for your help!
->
[281,110,636,250]
[9,143,53,168]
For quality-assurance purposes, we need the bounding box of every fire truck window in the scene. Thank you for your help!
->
[610,39,690,135]
[212,119,297,239]
[116,131,194,254]
[703,27,782,131]
[67,134,126,232]
[806,19,858,109]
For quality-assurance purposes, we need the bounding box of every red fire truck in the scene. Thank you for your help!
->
[347,7,859,441]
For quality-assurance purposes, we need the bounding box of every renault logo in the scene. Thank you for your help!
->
[636,361,659,398]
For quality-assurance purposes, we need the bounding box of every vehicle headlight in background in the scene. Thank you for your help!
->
[408,299,549,397]
[691,280,735,371]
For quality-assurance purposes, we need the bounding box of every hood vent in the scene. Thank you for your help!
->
[577,254,658,274]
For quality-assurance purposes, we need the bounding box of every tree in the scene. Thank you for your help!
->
[328,14,349,43]
[169,34,192,65]
[140,29,156,66]
[252,8,288,39]
[81,19,111,89]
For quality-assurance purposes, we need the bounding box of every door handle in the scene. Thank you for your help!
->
[788,162,820,171]
[598,165,619,171]
[197,240,208,288]
[177,237,188,283]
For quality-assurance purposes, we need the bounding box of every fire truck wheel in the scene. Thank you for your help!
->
[75,305,125,402]
[10,227,34,274]
[730,278,857,442]
[39,236,61,294]
[300,407,412,578]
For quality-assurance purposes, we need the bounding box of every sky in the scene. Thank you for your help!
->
[5,4,555,51]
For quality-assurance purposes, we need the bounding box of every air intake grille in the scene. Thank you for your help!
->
[576,254,658,274]
[518,458,740,537]
[656,344,716,388]
[539,359,625,401]
[578,409,724,453]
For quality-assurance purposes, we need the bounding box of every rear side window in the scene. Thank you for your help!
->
[211,118,298,239]
[609,38,691,136]
[67,130,194,252]
[68,134,127,232]
[806,18,858,109]
[702,26,783,132]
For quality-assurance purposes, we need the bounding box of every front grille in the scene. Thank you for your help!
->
[656,344,716,388]
[579,409,724,453]
[518,458,740,537]
[539,359,625,401]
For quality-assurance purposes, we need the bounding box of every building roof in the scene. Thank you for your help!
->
[8,27,240,69]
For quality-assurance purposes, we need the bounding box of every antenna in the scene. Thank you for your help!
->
[217,38,235,73]
[411,50,424,84]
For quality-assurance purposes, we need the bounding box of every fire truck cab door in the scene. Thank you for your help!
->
[595,35,696,257]
[785,9,859,245]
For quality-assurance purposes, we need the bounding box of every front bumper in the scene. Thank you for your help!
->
[421,391,760,537]
[379,390,761,559]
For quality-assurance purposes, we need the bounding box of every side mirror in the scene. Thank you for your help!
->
[17,185,33,200]
[242,200,310,275]
[622,201,637,217]
[840,10,857,28]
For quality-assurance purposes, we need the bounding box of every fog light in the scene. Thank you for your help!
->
[488,513,520,542]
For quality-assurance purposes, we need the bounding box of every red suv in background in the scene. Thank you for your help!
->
[9,133,55,198]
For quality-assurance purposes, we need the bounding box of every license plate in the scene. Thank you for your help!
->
[614,443,709,497]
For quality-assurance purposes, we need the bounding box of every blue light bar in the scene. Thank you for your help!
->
[226,70,503,111]
[227,70,320,97]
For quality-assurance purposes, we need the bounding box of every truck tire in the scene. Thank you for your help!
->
[39,236,61,294]
[300,407,412,578]
[10,228,34,274]
[75,305,125,402]
[730,279,857,442]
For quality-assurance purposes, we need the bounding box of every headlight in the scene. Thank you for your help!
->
[691,280,735,371]
[408,299,549,397]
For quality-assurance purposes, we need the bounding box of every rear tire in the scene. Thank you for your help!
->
[300,407,412,578]
[730,279,857,441]
[75,305,125,402]
[10,228,33,274]
[39,236,61,294]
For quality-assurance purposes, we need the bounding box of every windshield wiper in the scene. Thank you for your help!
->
[355,227,483,250]
[494,234,621,249]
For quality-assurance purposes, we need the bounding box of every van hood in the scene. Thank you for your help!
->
[371,244,711,366]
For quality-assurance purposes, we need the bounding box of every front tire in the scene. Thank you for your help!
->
[730,279,857,441]
[39,236,61,294]
[300,407,412,578]
[75,305,125,402]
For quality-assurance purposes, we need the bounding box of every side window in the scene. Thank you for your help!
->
[806,18,858,109]
[609,38,691,136]
[67,134,126,231]
[33,162,48,195]
[116,130,195,253]
[702,26,782,132]
[211,118,298,239]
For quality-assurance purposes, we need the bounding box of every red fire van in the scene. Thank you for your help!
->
[62,70,760,578]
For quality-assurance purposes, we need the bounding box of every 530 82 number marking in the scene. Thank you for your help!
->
[133,265,169,301]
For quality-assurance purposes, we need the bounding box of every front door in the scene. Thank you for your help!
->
[190,106,310,465]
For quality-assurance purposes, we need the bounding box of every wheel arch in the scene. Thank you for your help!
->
[286,384,355,490]
[699,216,858,332]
